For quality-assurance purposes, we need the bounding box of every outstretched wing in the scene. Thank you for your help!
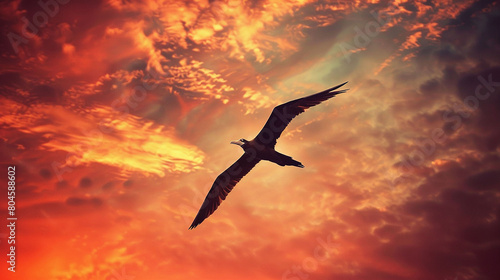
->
[254,82,348,147]
[189,153,260,229]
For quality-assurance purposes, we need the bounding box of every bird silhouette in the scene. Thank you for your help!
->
[189,82,348,229]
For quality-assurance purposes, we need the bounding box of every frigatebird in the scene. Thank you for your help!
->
[189,82,348,229]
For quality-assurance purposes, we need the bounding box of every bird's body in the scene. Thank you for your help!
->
[234,139,304,167]
[189,82,348,229]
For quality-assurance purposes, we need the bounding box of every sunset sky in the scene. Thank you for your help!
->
[1,0,500,279]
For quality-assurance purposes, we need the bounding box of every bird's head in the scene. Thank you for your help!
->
[230,138,249,149]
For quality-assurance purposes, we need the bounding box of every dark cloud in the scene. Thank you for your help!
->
[123,179,134,188]
[31,84,64,103]
[450,0,498,25]
[0,71,24,87]
[455,66,500,151]
[373,224,403,240]
[19,201,66,219]
[385,142,500,279]
[39,168,52,179]
[17,185,41,200]
[126,59,148,71]
[79,177,92,188]
[419,78,441,95]
[66,196,103,207]
[102,181,114,190]
[433,46,465,64]
[465,170,500,191]
[344,6,500,275]
[442,1,500,64]
[56,180,69,189]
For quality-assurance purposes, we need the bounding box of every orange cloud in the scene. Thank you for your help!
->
[1,98,204,177]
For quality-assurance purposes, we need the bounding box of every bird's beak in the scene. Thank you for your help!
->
[230,140,243,146]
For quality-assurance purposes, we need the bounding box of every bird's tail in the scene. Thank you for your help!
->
[274,152,304,168]
[288,158,304,168]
